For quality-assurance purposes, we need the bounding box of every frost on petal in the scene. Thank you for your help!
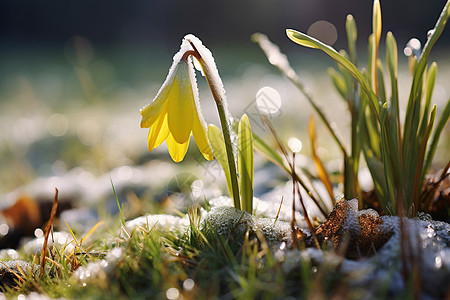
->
[147,110,169,151]
[167,60,195,143]
[183,34,226,99]
[166,132,190,162]
[183,34,234,140]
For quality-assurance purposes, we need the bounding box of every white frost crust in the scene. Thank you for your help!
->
[140,35,208,135]
[125,214,189,234]
[183,34,235,145]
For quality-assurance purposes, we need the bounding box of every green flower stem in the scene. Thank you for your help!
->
[186,43,241,209]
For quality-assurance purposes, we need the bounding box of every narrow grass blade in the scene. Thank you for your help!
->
[371,0,382,94]
[419,63,438,140]
[65,222,79,246]
[412,106,436,214]
[337,50,356,96]
[418,1,450,69]
[345,14,358,64]
[237,114,254,214]
[364,148,391,214]
[424,63,438,116]
[385,32,398,100]
[308,115,334,200]
[379,104,398,210]
[110,178,125,226]
[328,67,348,100]
[386,32,401,156]
[423,99,450,178]
[367,34,374,90]
[363,104,381,158]
[404,0,450,165]
[80,220,104,244]
[377,61,387,104]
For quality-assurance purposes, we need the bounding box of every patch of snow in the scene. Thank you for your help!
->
[256,180,333,227]
[125,214,189,235]
[72,247,124,283]
[21,231,75,255]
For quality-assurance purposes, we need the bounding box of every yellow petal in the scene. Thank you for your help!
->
[167,61,195,143]
[140,67,177,128]
[147,109,169,151]
[192,112,213,160]
[166,132,190,162]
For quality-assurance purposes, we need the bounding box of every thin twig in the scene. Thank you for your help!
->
[262,116,328,217]
[274,196,284,225]
[291,162,297,248]
[40,188,59,278]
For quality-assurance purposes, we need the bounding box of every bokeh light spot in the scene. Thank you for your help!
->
[166,287,180,300]
[404,38,421,57]
[34,228,44,238]
[256,86,281,115]
[307,20,338,45]
[288,137,302,153]
[183,278,195,291]
[47,113,69,137]
[0,224,9,236]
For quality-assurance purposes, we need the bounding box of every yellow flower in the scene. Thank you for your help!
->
[140,44,213,162]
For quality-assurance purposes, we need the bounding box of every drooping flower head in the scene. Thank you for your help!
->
[140,35,214,162]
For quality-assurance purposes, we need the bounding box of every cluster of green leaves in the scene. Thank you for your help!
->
[257,0,449,216]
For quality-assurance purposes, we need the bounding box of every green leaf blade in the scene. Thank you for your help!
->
[328,67,348,100]
[208,124,234,202]
[345,14,358,64]
[423,100,450,176]
[237,114,254,214]
[286,29,380,118]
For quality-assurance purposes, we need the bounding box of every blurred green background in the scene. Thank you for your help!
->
[0,0,449,195]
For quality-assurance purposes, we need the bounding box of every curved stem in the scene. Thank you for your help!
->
[186,41,241,209]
